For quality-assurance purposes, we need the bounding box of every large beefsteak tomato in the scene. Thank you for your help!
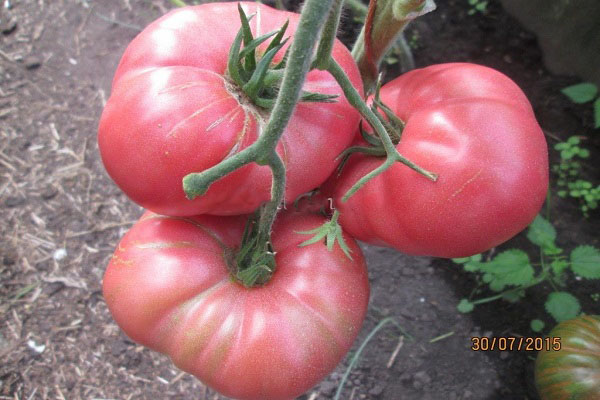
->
[98,2,362,216]
[102,210,369,400]
[325,63,549,258]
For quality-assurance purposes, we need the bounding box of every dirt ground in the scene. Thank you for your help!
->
[1,0,598,399]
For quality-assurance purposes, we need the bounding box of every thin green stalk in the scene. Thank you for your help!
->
[184,0,334,199]
[325,59,437,201]
[313,0,345,70]
[169,0,187,7]
[335,317,409,400]
[254,0,335,154]
[184,0,335,285]
[257,152,286,245]
[344,0,368,16]
[471,274,548,306]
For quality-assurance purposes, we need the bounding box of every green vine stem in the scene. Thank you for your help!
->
[183,0,335,286]
[314,0,344,70]
[351,0,436,94]
[324,59,437,201]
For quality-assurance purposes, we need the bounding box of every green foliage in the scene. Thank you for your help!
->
[530,319,545,332]
[553,136,599,216]
[561,82,600,128]
[467,0,488,15]
[453,215,599,328]
[545,292,581,322]
[561,83,598,104]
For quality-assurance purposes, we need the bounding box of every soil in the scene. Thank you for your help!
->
[1,1,598,400]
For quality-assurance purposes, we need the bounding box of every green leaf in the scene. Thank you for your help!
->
[550,259,570,276]
[527,215,556,251]
[561,82,598,104]
[482,249,534,286]
[502,290,524,303]
[530,319,545,332]
[545,292,581,322]
[594,97,600,129]
[457,299,474,313]
[570,245,600,279]
[489,280,505,292]
[578,148,590,158]
[453,254,482,264]
[464,261,484,272]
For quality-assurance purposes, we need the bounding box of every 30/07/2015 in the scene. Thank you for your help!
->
[471,336,561,351]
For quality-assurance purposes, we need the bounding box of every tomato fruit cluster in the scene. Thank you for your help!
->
[98,2,549,400]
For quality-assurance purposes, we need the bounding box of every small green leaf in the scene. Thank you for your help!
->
[567,136,580,145]
[570,245,600,279]
[464,262,483,272]
[578,148,590,158]
[594,97,600,128]
[527,215,556,250]
[530,319,545,332]
[482,249,534,286]
[550,259,569,276]
[545,292,581,322]
[554,142,569,150]
[453,257,471,264]
[457,299,474,313]
[489,280,505,292]
[561,82,598,104]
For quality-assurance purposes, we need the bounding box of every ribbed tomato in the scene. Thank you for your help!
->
[102,210,369,400]
[324,63,549,258]
[98,2,362,216]
[535,315,600,400]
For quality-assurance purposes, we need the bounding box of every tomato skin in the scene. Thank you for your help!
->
[103,211,369,400]
[98,2,362,216]
[324,63,549,258]
[535,315,600,400]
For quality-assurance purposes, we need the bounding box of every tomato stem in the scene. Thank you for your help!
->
[323,59,438,201]
[313,0,344,70]
[351,0,436,95]
[185,0,336,286]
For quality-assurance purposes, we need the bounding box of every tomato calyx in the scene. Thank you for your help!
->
[232,211,276,287]
[298,209,353,260]
[227,4,339,109]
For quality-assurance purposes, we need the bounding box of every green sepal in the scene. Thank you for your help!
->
[234,212,276,287]
[297,210,353,260]
[238,31,280,62]
[227,27,246,88]
[238,4,257,72]
[273,46,291,70]
[359,121,384,147]
[299,91,339,103]
[244,40,288,100]
[264,19,289,56]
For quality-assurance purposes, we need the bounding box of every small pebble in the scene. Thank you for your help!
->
[0,15,17,34]
[24,55,42,70]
